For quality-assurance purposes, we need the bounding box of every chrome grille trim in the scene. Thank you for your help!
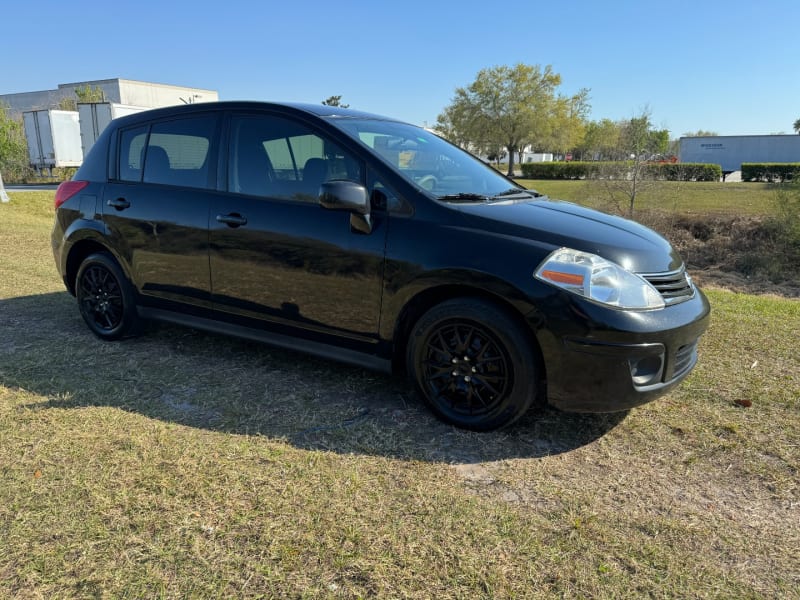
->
[640,267,695,305]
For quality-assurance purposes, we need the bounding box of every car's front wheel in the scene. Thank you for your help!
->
[75,252,139,341]
[407,298,539,431]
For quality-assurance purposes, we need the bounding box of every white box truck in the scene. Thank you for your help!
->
[78,102,147,159]
[23,110,83,171]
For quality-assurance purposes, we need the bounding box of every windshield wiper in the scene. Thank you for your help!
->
[437,192,490,202]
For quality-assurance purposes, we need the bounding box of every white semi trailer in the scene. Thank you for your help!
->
[23,110,83,171]
[78,102,146,158]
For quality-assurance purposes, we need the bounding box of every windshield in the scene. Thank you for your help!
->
[326,117,525,200]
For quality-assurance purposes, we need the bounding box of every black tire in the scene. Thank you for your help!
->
[75,252,139,341]
[406,298,539,431]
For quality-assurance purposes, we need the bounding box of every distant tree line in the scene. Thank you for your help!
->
[436,64,678,177]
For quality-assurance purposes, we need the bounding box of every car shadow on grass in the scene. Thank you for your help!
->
[2,292,628,464]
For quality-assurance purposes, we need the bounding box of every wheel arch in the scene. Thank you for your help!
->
[391,283,546,392]
[65,239,125,296]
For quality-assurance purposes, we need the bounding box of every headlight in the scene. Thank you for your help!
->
[534,248,665,310]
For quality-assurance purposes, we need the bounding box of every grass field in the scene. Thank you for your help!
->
[517,179,779,216]
[1,191,798,598]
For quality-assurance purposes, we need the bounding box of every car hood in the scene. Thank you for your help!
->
[450,197,683,274]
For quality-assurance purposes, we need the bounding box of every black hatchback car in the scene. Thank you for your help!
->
[52,101,710,430]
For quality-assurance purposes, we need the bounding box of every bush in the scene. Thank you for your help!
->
[0,105,32,182]
[733,180,800,283]
[644,163,722,182]
[519,161,607,179]
[741,163,800,182]
[770,181,800,270]
[519,161,721,181]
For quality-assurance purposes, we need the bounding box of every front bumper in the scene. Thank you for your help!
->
[531,287,711,413]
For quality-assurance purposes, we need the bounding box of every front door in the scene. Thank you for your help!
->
[209,113,387,345]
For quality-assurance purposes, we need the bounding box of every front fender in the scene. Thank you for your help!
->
[379,267,540,343]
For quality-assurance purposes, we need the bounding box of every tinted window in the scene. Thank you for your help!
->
[329,118,519,198]
[118,126,148,182]
[142,116,217,189]
[229,114,362,202]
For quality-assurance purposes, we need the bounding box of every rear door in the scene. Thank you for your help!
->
[209,111,387,346]
[102,114,219,308]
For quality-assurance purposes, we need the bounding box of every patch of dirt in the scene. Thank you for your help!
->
[637,212,800,298]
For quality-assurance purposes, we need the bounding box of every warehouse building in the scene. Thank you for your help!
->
[679,135,800,173]
[1,78,218,115]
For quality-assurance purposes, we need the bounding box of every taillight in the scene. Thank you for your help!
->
[54,180,89,209]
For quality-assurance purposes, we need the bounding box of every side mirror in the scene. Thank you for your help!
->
[320,180,369,215]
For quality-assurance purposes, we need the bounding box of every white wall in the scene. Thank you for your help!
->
[117,80,218,108]
[680,135,800,171]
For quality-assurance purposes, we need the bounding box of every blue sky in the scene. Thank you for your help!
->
[3,0,798,137]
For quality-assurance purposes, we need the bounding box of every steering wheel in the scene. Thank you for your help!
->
[418,174,438,192]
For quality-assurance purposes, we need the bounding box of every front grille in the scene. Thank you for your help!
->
[641,268,694,305]
[673,341,698,379]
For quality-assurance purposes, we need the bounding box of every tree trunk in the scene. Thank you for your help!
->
[506,144,515,177]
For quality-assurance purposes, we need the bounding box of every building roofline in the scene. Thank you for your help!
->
[679,134,799,140]
[56,78,217,94]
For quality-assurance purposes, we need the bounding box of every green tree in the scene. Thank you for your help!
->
[75,84,105,103]
[0,104,30,181]
[578,119,621,160]
[793,118,800,134]
[648,129,670,155]
[322,95,349,108]
[435,102,475,149]
[57,96,77,111]
[55,85,105,112]
[538,88,590,161]
[437,63,582,176]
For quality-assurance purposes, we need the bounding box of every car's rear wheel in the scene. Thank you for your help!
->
[407,298,538,431]
[75,252,139,341]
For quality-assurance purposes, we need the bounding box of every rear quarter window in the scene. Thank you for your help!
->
[118,126,148,182]
[117,115,218,189]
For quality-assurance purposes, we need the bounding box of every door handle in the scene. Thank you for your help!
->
[107,198,130,210]
[216,213,248,227]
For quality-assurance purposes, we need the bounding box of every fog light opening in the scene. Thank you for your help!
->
[630,354,664,387]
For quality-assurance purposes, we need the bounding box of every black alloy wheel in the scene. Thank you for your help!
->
[75,252,139,340]
[408,298,539,430]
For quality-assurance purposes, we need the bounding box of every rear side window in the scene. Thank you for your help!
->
[117,116,217,188]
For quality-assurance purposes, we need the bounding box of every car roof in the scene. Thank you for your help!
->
[111,100,406,128]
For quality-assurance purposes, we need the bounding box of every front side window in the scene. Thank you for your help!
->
[229,114,362,202]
